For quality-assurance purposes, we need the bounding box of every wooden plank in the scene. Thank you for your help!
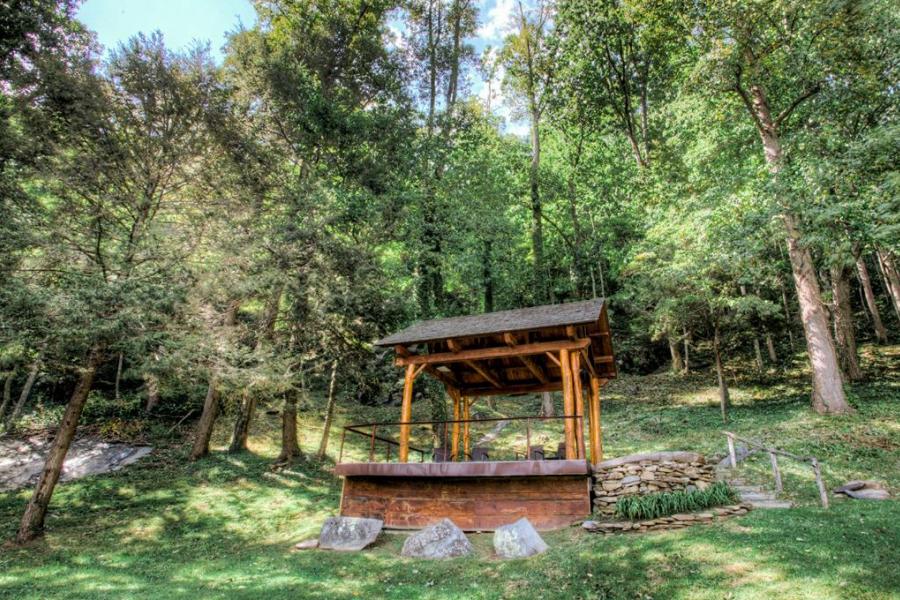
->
[572,351,586,460]
[588,375,603,464]
[450,388,461,461]
[395,339,590,366]
[504,332,550,383]
[340,475,591,531]
[560,349,577,459]
[460,381,562,396]
[463,359,503,388]
[399,363,415,462]
[395,345,460,387]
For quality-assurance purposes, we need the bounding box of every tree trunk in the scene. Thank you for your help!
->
[276,394,302,465]
[744,83,850,414]
[540,391,554,417]
[144,373,160,412]
[856,255,888,343]
[228,390,255,454]
[683,327,691,374]
[778,274,796,351]
[0,371,13,423]
[740,284,764,371]
[16,347,102,543]
[765,334,777,363]
[482,240,494,313]
[317,360,339,459]
[668,336,684,373]
[529,108,545,302]
[114,352,124,401]
[713,324,729,423]
[830,262,863,381]
[6,359,40,431]
[190,378,220,460]
[876,249,900,324]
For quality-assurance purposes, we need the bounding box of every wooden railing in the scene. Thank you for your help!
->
[723,431,829,508]
[339,415,583,464]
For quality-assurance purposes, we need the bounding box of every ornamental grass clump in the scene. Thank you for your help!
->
[614,482,738,521]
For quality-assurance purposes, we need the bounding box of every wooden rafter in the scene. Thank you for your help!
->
[395,345,460,387]
[463,359,503,388]
[396,339,590,366]
[503,333,549,384]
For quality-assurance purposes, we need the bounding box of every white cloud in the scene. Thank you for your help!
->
[478,0,516,41]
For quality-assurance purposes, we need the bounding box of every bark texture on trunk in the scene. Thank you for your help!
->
[276,395,302,464]
[540,391,554,417]
[668,337,684,373]
[190,378,220,460]
[16,348,102,543]
[740,285,764,371]
[877,249,900,324]
[713,324,729,423]
[6,359,40,431]
[765,334,777,363]
[830,263,863,381]
[0,371,13,422]
[228,390,255,453]
[114,352,124,400]
[317,360,339,459]
[742,82,850,414]
[857,255,888,343]
[529,111,545,302]
[144,373,160,412]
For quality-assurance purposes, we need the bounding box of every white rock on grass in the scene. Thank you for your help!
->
[401,518,473,559]
[318,516,383,551]
[493,518,548,558]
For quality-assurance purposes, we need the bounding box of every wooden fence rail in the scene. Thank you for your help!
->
[723,431,829,508]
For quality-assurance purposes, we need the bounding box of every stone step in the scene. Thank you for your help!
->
[732,485,765,493]
[739,491,777,501]
[746,499,793,509]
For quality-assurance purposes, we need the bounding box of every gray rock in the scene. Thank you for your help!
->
[294,539,319,550]
[844,489,890,500]
[400,518,473,559]
[318,516,383,551]
[621,475,641,485]
[493,517,548,558]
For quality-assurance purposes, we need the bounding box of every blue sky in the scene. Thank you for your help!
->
[76,0,525,134]
[77,0,257,61]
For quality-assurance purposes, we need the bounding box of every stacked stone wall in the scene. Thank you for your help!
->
[592,451,716,517]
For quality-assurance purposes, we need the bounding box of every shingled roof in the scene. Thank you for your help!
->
[375,298,606,346]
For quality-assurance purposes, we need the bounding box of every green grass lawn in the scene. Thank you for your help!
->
[1,346,898,599]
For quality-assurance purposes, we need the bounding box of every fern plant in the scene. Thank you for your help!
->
[614,482,738,521]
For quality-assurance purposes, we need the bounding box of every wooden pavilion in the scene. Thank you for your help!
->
[334,298,616,530]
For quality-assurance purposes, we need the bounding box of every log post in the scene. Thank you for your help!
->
[560,349,577,459]
[588,375,603,465]
[572,351,586,460]
[726,433,737,468]
[450,388,461,461]
[769,451,783,493]
[399,363,416,463]
[811,458,829,509]
[463,397,471,460]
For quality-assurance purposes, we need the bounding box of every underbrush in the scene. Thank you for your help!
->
[615,482,739,520]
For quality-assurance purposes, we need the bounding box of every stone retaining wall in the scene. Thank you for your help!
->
[582,503,752,534]
[592,451,716,517]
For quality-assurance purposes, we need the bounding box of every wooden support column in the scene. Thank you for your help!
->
[588,375,603,465]
[450,388,461,461]
[399,363,416,463]
[572,351,586,460]
[462,397,471,460]
[560,349,577,459]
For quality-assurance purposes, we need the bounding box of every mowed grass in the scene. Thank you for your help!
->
[0,346,898,599]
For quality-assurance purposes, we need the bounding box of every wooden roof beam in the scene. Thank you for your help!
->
[395,338,591,366]
[446,338,503,389]
[504,333,549,384]
[395,344,460,387]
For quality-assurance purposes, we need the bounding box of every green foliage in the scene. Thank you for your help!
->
[614,482,739,521]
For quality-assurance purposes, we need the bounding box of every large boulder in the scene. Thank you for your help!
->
[493,518,548,558]
[834,480,890,500]
[318,516,383,551]
[401,518,473,559]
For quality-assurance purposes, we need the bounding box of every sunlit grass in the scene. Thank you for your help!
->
[0,345,897,598]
